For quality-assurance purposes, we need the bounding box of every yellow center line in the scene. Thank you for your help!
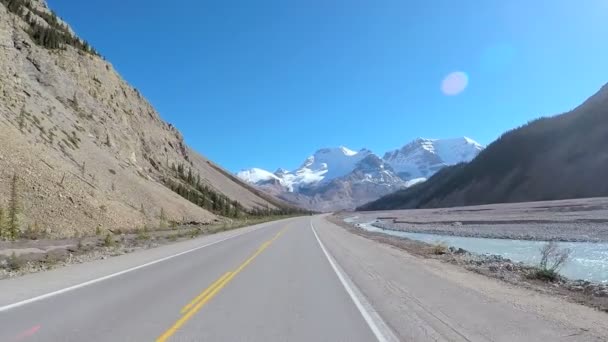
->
[156,228,287,342]
[180,272,232,314]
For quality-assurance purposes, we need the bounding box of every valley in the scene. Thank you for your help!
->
[0,0,607,341]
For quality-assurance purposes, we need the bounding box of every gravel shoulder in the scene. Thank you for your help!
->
[0,217,290,279]
[318,215,608,341]
[329,213,608,313]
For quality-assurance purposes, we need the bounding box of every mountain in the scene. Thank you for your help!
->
[360,83,608,211]
[238,138,483,211]
[384,137,483,180]
[0,0,289,237]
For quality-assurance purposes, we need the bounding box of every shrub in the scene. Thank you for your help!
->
[7,252,24,271]
[23,222,45,240]
[136,227,150,241]
[7,174,21,240]
[431,241,449,255]
[102,233,114,247]
[530,241,571,282]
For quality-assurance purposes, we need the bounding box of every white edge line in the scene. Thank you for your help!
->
[0,221,273,312]
[310,220,398,342]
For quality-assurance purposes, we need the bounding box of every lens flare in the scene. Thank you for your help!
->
[441,71,468,96]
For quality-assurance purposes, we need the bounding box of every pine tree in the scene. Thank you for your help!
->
[159,208,167,229]
[18,105,26,131]
[187,168,193,184]
[0,206,5,239]
[8,174,20,240]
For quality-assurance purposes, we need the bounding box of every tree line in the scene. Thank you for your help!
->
[0,175,21,240]
[1,0,99,55]
[166,163,311,218]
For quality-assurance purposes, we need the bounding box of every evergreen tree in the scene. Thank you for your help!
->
[159,208,167,229]
[0,206,5,239]
[8,174,20,240]
[187,168,193,184]
[18,105,26,131]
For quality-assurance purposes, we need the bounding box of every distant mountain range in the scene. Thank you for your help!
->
[360,83,608,211]
[238,137,483,211]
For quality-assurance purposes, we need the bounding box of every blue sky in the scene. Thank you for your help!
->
[48,0,608,172]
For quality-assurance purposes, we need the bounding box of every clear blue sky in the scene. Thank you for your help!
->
[48,0,608,172]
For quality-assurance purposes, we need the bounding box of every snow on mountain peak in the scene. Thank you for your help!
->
[236,137,484,209]
[236,168,280,184]
[384,137,484,179]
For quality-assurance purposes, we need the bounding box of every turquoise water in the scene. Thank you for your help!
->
[348,218,608,283]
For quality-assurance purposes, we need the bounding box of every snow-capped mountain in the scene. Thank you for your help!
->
[236,168,281,185]
[237,137,483,211]
[383,137,483,181]
[238,147,373,192]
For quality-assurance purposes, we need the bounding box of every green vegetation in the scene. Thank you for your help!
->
[529,242,571,282]
[102,233,114,247]
[0,207,5,239]
[430,241,449,255]
[136,226,150,241]
[6,174,21,240]
[22,222,45,240]
[165,163,310,219]
[159,208,167,229]
[7,252,24,271]
[1,0,99,55]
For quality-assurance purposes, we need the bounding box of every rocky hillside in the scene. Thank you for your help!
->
[360,83,608,211]
[238,138,482,211]
[0,0,283,237]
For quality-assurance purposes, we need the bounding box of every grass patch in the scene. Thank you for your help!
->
[7,252,25,271]
[529,268,560,282]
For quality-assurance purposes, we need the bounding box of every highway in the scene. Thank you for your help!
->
[0,216,606,341]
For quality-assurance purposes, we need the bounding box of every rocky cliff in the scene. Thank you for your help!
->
[0,0,280,237]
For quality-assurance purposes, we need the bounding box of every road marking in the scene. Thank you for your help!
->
[157,228,286,342]
[0,221,281,313]
[310,220,399,342]
[181,272,232,314]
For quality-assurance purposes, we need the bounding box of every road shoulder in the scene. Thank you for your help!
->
[314,215,608,342]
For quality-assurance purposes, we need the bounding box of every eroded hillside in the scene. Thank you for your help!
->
[0,0,283,237]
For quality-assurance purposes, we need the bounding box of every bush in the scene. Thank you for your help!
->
[102,233,114,247]
[136,227,150,241]
[431,241,449,255]
[530,242,571,282]
[7,252,24,271]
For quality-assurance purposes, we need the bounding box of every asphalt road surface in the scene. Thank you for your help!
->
[0,216,606,341]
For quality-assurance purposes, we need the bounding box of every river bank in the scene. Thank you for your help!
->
[331,213,608,313]
[358,197,608,242]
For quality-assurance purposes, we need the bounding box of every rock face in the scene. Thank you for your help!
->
[0,0,279,237]
[360,83,608,211]
[238,138,483,211]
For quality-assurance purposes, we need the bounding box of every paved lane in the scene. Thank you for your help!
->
[0,217,378,342]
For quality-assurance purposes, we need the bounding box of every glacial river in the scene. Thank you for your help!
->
[346,218,608,283]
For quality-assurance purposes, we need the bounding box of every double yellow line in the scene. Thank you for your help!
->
[156,228,286,342]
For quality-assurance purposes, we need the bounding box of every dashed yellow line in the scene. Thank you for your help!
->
[156,228,286,342]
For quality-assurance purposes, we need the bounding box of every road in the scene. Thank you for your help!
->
[0,216,607,341]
